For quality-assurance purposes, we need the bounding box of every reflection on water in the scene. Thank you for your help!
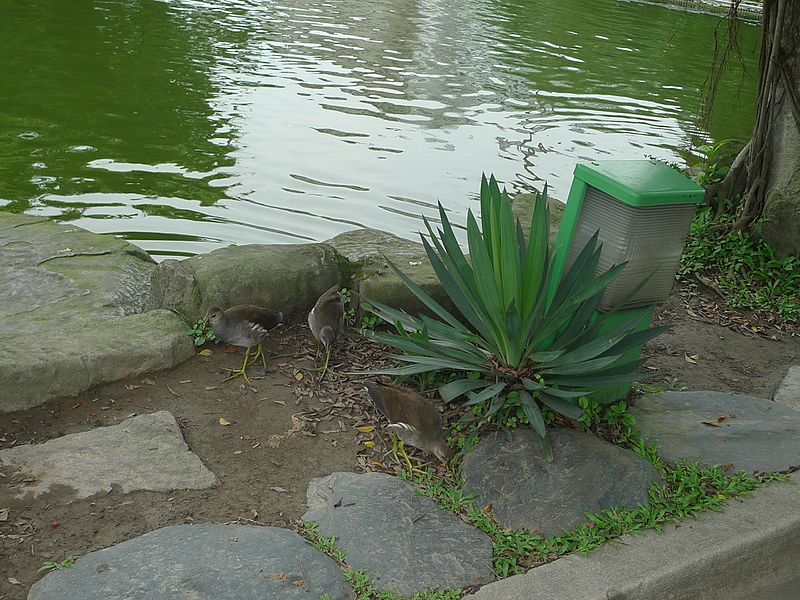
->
[0,0,759,258]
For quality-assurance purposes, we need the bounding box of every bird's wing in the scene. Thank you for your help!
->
[387,422,416,432]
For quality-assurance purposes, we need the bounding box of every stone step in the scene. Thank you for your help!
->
[303,471,495,596]
[462,428,659,537]
[0,411,218,500]
[631,390,800,473]
[28,524,351,600]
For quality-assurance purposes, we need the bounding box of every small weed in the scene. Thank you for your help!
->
[187,317,216,347]
[298,521,347,563]
[342,288,358,326]
[360,302,380,330]
[38,557,75,573]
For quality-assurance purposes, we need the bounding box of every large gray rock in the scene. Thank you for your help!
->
[0,213,194,412]
[0,411,218,499]
[148,243,344,321]
[632,391,800,473]
[28,524,351,600]
[327,228,455,318]
[774,365,800,412]
[303,471,494,596]
[463,429,659,537]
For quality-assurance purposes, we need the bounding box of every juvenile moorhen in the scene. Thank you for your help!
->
[363,380,453,467]
[307,284,344,374]
[206,305,283,382]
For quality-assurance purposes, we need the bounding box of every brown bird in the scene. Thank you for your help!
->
[363,380,453,466]
[307,284,344,373]
[206,305,283,382]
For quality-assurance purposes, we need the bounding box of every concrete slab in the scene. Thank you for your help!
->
[466,473,800,600]
[774,365,800,411]
[0,411,219,499]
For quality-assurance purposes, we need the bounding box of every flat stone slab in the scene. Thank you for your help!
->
[632,391,800,473]
[463,429,659,537]
[28,524,351,600]
[774,365,800,412]
[0,411,219,499]
[0,213,194,411]
[303,471,494,596]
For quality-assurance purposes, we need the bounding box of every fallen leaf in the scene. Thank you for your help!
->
[277,573,288,582]
[364,440,376,448]
[141,378,156,385]
[71,403,81,410]
[198,349,212,357]
[8,577,21,585]
[272,400,286,406]
[222,345,239,353]
[684,353,699,364]
[178,380,192,384]
[219,418,232,426]
[204,386,218,391]
[250,509,259,520]
[701,421,721,427]
[294,372,303,381]
[270,486,288,493]
[233,450,242,455]
[125,384,141,390]
[356,425,375,433]
[166,385,181,398]
[0,508,9,521]
[292,579,305,587]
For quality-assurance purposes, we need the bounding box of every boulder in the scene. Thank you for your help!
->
[147,243,345,322]
[327,228,455,318]
[303,471,494,596]
[0,213,193,412]
[463,428,659,537]
[28,524,351,600]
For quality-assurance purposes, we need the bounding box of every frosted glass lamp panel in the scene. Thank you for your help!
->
[564,186,695,310]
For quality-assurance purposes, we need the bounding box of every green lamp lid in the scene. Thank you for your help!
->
[574,160,704,207]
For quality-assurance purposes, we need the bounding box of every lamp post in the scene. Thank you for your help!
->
[549,159,705,401]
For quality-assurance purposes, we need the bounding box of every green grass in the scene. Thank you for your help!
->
[401,439,788,578]
[38,557,75,573]
[679,207,800,323]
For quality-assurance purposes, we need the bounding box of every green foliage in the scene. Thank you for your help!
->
[38,557,75,573]
[364,175,663,456]
[187,317,216,347]
[360,302,381,330]
[342,287,358,326]
[690,139,737,187]
[404,447,786,578]
[679,207,800,322]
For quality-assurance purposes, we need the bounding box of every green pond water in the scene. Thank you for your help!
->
[0,0,760,259]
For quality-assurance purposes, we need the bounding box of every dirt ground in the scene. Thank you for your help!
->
[1,287,799,600]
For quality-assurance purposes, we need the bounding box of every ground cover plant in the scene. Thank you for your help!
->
[364,175,664,455]
[678,207,800,324]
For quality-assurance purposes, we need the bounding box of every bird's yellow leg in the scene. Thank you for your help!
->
[224,347,252,383]
[251,343,268,371]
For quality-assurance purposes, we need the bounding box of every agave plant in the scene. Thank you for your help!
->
[364,175,664,456]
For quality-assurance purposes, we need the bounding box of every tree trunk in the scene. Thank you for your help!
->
[714,0,800,256]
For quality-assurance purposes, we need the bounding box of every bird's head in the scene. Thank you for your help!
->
[431,437,454,465]
[206,307,224,325]
[319,324,337,347]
